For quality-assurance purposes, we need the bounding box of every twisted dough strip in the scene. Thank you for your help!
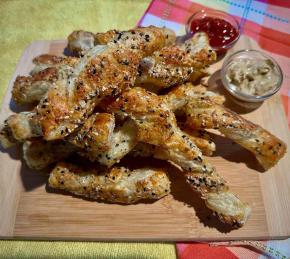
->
[49,162,171,204]
[182,97,287,170]
[105,87,250,227]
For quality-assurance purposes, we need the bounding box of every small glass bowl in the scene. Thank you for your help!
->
[221,50,283,104]
[186,9,240,52]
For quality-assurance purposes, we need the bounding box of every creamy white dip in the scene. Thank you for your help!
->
[225,58,280,96]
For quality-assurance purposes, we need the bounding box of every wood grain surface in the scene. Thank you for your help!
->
[0,36,289,241]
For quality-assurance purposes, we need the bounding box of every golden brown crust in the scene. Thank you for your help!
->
[94,29,119,45]
[70,113,115,154]
[105,87,213,172]
[38,27,174,141]
[105,87,250,226]
[49,162,171,204]
[135,33,216,88]
[182,128,216,156]
[67,26,176,57]
[77,119,138,167]
[12,68,59,104]
[183,97,287,170]
[32,54,78,67]
[164,82,225,111]
[5,112,42,141]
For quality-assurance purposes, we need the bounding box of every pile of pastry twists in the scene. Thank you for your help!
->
[0,26,286,228]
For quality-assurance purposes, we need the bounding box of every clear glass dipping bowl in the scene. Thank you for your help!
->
[221,50,283,104]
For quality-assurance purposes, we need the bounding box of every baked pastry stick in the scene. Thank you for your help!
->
[105,87,250,226]
[17,112,136,169]
[1,111,42,143]
[36,26,175,140]
[13,66,72,105]
[164,82,225,110]
[12,55,78,104]
[67,30,215,89]
[49,162,170,204]
[69,113,138,167]
[0,111,46,150]
[11,34,212,105]
[131,142,251,227]
[135,33,216,89]
[182,97,287,170]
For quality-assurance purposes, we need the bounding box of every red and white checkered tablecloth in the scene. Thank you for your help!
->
[138,1,290,258]
[139,0,290,128]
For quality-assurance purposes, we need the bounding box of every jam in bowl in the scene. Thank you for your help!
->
[186,9,240,53]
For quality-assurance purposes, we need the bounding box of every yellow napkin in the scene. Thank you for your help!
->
[0,0,176,258]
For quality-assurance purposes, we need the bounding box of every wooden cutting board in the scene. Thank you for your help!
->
[0,36,289,241]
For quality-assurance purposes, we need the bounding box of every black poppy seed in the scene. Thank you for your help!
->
[60,181,64,185]
[83,186,87,190]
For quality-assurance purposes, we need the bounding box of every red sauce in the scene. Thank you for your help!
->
[190,17,238,50]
